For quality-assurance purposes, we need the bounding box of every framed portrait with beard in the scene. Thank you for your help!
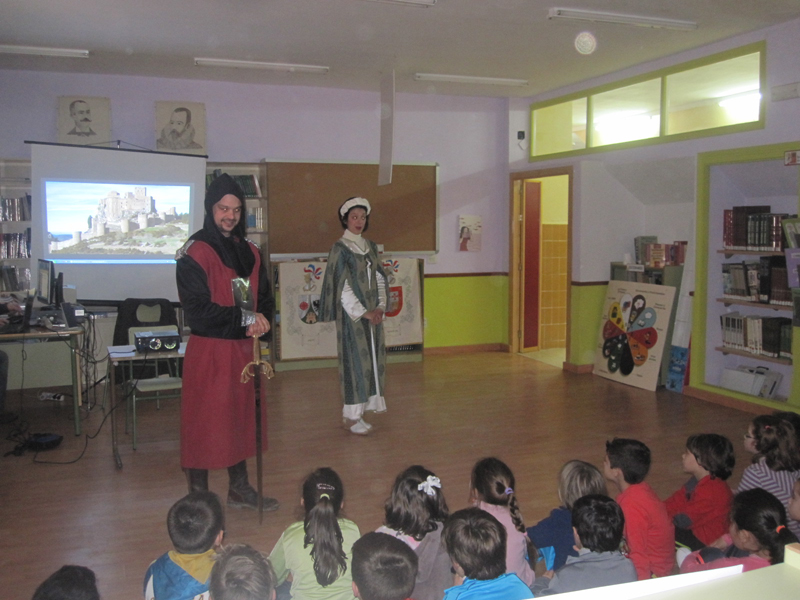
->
[155,101,206,155]
[57,96,111,145]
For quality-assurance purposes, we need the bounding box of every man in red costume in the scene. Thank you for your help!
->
[175,173,278,511]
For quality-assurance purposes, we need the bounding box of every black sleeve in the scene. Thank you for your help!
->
[176,255,246,339]
[257,261,275,321]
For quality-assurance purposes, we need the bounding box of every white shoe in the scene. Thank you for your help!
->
[359,418,373,430]
[349,420,370,435]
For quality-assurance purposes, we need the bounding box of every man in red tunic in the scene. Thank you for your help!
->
[175,173,278,511]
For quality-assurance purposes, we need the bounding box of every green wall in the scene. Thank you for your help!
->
[568,283,605,365]
[424,275,508,347]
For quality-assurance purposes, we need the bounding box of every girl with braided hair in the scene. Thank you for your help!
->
[470,457,536,589]
[680,488,799,573]
[269,468,360,600]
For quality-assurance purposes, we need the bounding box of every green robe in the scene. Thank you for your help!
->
[319,237,388,406]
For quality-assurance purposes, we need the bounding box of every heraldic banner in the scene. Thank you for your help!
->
[278,258,423,361]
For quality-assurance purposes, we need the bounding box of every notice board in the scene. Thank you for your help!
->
[266,162,438,255]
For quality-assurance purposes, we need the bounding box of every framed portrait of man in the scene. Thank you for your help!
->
[155,101,206,155]
[57,96,111,145]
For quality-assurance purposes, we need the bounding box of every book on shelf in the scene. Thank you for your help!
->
[785,248,800,288]
[720,312,792,359]
[745,212,791,251]
[0,194,32,222]
[783,217,800,249]
[206,171,263,198]
[634,236,657,264]
[724,205,771,250]
[721,261,760,301]
[0,229,31,259]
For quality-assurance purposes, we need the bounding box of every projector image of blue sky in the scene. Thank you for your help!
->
[45,181,191,259]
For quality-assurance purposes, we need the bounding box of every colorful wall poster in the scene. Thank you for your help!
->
[593,281,676,391]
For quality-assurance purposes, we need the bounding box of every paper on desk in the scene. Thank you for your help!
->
[108,345,136,357]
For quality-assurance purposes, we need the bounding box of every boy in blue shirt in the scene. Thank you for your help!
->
[442,507,533,600]
[144,491,225,600]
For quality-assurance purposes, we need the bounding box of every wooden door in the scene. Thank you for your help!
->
[522,181,541,351]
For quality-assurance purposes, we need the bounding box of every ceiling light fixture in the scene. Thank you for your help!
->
[194,58,329,74]
[361,0,436,7]
[548,7,697,31]
[414,73,528,87]
[0,44,89,58]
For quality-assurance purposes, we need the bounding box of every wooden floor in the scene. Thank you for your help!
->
[0,352,757,600]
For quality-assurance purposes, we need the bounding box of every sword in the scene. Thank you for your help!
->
[240,336,274,524]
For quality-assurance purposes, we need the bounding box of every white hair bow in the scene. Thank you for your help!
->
[417,475,441,497]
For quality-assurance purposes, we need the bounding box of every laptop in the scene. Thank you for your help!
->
[0,296,34,335]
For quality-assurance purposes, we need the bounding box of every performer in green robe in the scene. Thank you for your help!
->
[319,197,388,435]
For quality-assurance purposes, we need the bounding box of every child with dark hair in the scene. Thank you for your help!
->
[470,457,535,588]
[268,467,360,600]
[680,488,799,573]
[665,434,735,550]
[351,532,418,600]
[442,508,533,600]
[209,544,276,600]
[532,495,636,596]
[144,490,225,600]
[527,460,608,571]
[376,465,452,600]
[32,565,100,600]
[604,438,674,579]
[738,414,800,537]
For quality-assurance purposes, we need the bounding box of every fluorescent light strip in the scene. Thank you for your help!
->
[361,0,436,6]
[194,58,329,74]
[548,7,697,31]
[414,73,528,87]
[0,44,89,58]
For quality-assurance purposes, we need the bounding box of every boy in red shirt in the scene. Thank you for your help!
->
[604,438,675,579]
[664,434,735,550]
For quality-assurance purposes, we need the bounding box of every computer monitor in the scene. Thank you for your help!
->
[36,259,55,306]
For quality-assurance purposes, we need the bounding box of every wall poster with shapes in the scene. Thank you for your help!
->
[155,101,206,155]
[458,215,482,252]
[57,96,111,145]
[593,281,676,391]
[278,258,423,361]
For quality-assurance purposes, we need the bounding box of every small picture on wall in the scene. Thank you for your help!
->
[57,96,111,145]
[155,101,206,155]
[458,215,482,252]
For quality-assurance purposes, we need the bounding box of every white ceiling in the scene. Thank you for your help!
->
[2,0,800,98]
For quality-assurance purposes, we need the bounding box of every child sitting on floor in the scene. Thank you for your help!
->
[442,508,533,600]
[351,532,418,600]
[665,433,735,551]
[144,491,225,600]
[470,457,535,588]
[268,467,360,600]
[532,494,637,595]
[527,460,608,571]
[209,544,277,600]
[604,438,675,579]
[376,465,452,600]
[680,488,799,573]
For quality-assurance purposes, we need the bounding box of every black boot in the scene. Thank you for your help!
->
[185,468,208,493]
[227,460,280,511]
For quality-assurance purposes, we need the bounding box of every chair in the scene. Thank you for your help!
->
[112,298,182,450]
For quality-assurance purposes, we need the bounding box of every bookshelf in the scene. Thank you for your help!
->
[688,143,800,409]
[0,159,32,292]
[205,162,272,362]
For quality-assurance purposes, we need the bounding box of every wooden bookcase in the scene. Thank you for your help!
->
[0,159,32,292]
[687,143,799,410]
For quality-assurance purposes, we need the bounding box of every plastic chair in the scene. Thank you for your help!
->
[124,325,183,450]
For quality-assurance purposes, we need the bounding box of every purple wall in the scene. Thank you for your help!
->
[0,69,510,274]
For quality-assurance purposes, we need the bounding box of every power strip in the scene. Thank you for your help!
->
[39,392,65,402]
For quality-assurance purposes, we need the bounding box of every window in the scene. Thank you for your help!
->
[530,44,764,159]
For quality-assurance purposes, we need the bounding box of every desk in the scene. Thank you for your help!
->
[1,327,85,435]
[107,347,183,469]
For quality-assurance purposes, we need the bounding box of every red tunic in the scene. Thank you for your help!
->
[179,240,268,470]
